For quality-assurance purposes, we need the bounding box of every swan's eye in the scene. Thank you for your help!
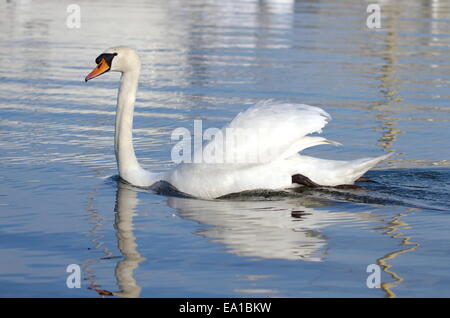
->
[95,53,117,66]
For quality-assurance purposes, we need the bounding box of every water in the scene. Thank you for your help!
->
[1,0,450,297]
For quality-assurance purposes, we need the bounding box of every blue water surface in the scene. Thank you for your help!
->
[0,0,450,297]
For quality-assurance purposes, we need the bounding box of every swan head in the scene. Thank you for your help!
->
[85,46,140,82]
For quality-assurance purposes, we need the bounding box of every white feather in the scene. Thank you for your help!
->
[202,100,332,164]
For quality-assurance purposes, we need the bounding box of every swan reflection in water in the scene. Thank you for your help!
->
[90,180,146,298]
[96,180,414,298]
[166,193,372,262]
[103,182,376,296]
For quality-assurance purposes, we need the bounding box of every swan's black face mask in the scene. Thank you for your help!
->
[85,53,117,82]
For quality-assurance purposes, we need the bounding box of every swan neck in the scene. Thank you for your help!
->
[115,70,142,179]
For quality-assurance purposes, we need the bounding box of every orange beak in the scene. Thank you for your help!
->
[85,58,110,82]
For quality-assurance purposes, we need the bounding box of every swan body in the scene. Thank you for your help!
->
[86,46,391,199]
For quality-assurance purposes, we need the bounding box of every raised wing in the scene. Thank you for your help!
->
[201,100,332,164]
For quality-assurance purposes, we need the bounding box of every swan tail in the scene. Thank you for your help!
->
[344,152,393,184]
[291,152,393,187]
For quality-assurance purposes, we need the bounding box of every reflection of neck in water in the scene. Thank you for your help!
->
[84,180,144,297]
[112,181,145,298]
[167,195,368,261]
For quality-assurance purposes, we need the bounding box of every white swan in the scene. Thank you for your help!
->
[85,46,391,199]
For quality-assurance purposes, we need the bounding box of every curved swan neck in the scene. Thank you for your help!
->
[115,68,160,186]
[115,70,140,172]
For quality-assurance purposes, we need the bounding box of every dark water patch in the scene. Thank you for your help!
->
[217,168,450,212]
[363,168,450,211]
[218,188,305,201]
[292,169,450,212]
[107,175,193,198]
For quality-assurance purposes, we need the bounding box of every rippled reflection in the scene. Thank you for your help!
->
[83,181,144,297]
[376,213,420,298]
[108,182,422,298]
[373,2,402,153]
[167,196,369,261]
[111,181,146,298]
[366,0,450,165]
[76,168,449,297]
